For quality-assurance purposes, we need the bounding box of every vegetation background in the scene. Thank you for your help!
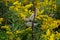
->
[0,0,60,40]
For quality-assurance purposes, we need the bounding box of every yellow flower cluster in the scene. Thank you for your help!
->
[20,13,26,19]
[2,0,19,6]
[55,31,60,40]
[0,18,3,24]
[9,1,21,11]
[25,3,33,9]
[1,25,10,30]
[41,15,60,30]
[46,29,51,36]
[25,27,32,31]
[42,30,60,40]
[15,30,23,34]
[13,27,32,35]
[9,6,15,10]
[13,1,21,6]
[6,31,12,35]
[49,34,55,40]
[16,37,21,40]
[9,1,34,20]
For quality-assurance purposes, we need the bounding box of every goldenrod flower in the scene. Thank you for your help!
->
[16,6,21,9]
[49,0,53,5]
[49,34,54,40]
[46,29,51,36]
[6,31,12,34]
[9,6,15,10]
[26,27,32,31]
[20,13,26,19]
[16,37,21,40]
[40,10,44,14]
[36,2,41,9]
[0,18,3,24]
[1,25,10,30]
[41,25,49,30]
[13,1,19,5]
[15,30,23,34]
[15,7,19,11]
[55,31,60,40]
[36,16,41,20]
[25,3,33,9]
[44,0,49,5]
